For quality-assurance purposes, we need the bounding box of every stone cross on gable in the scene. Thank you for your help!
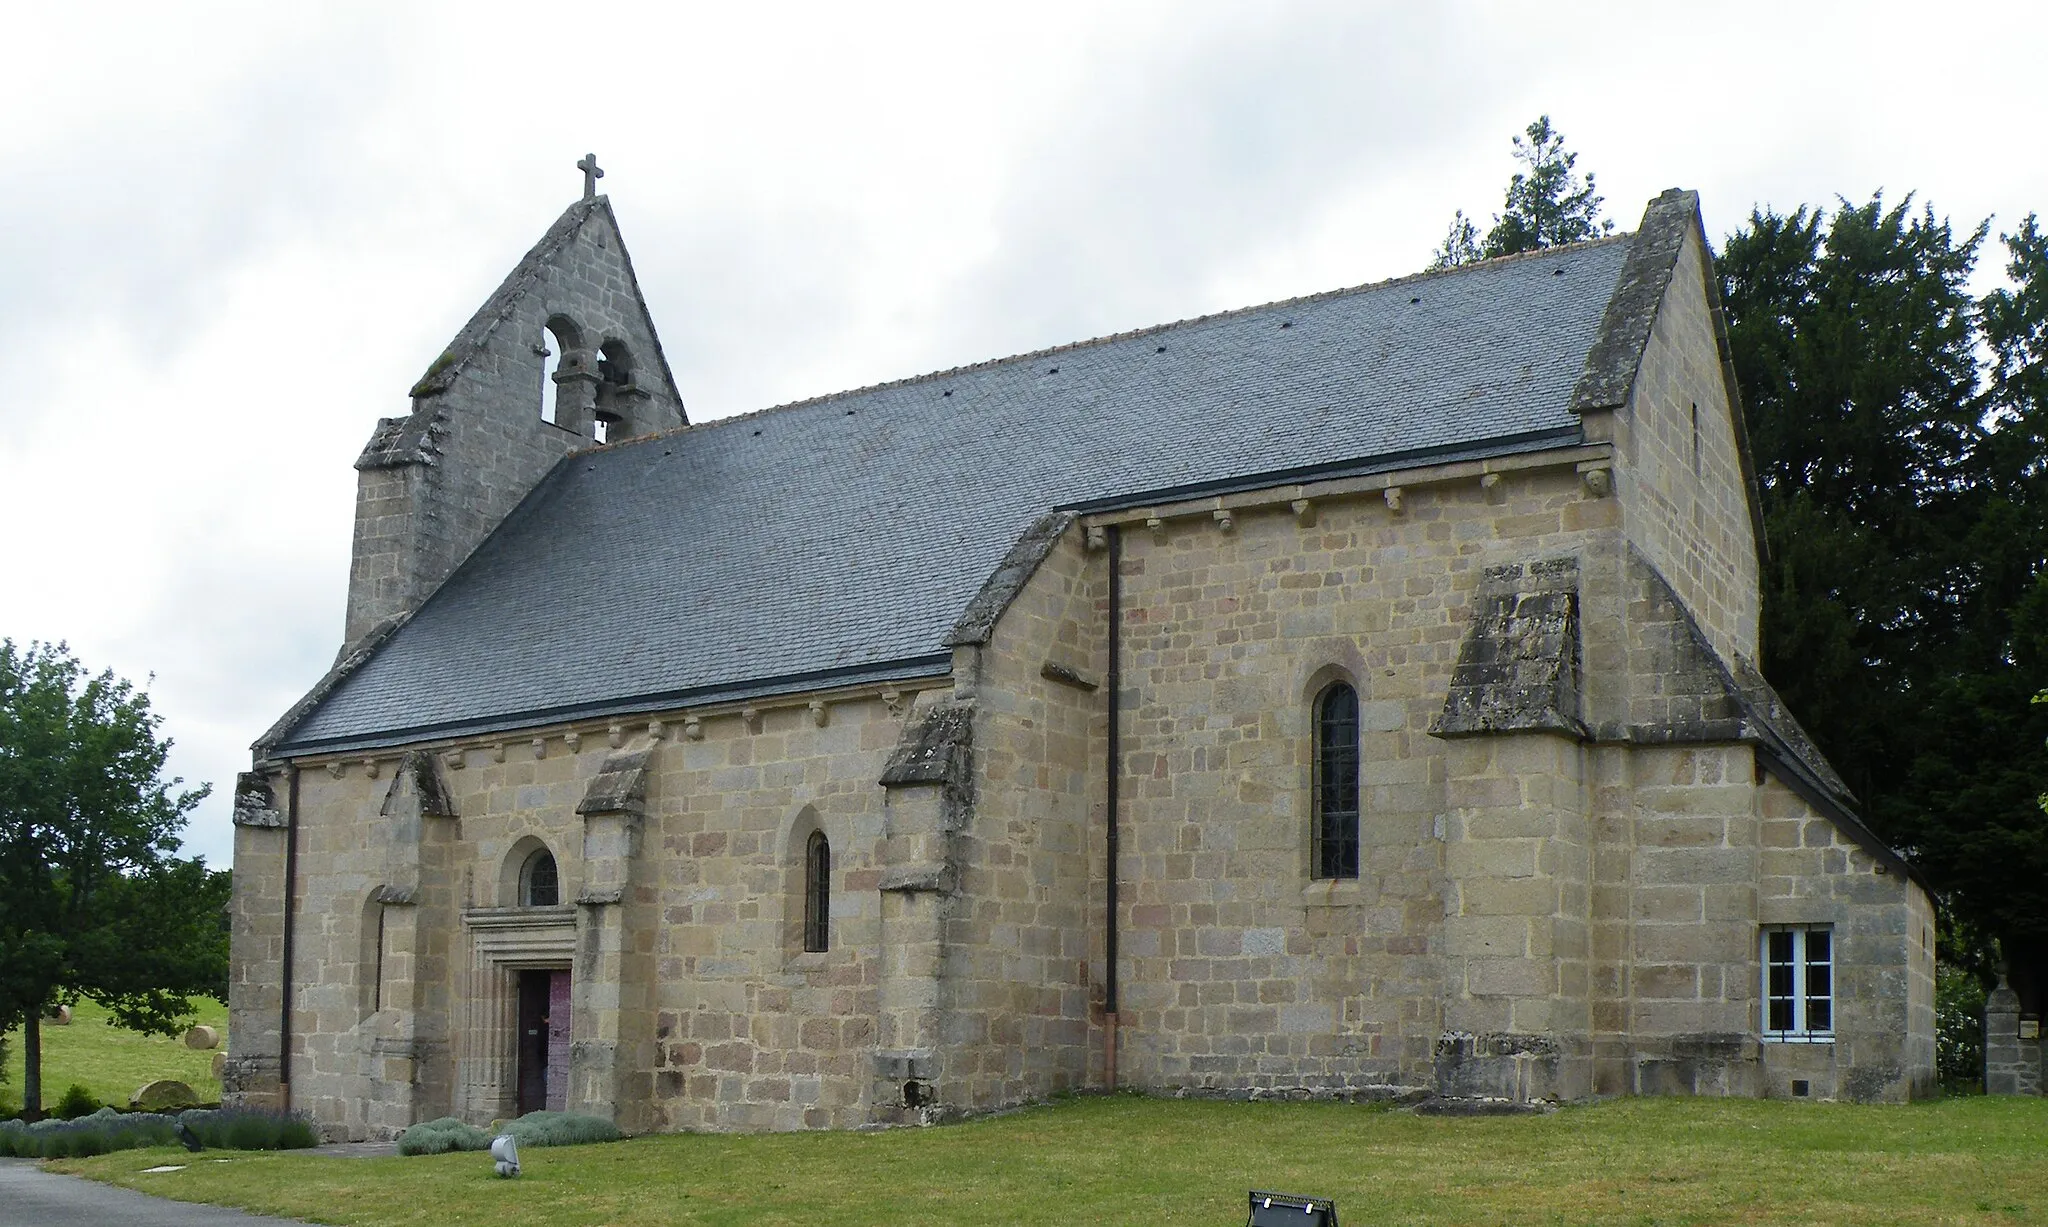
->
[578,153,604,200]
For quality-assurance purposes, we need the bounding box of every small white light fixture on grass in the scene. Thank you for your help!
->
[490,1133,520,1178]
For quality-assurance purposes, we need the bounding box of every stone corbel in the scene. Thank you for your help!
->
[1147,516,1168,544]
[742,707,762,733]
[565,731,582,752]
[231,772,285,829]
[1579,463,1613,498]
[1040,661,1099,692]
[1384,486,1405,515]
[880,689,904,717]
[808,700,828,728]
[1291,499,1316,527]
[1212,507,1236,533]
[532,737,548,759]
[683,715,704,740]
[878,864,956,895]
[1481,473,1505,504]
[1084,525,1108,552]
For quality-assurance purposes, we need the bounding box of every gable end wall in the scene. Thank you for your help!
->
[1614,226,1762,665]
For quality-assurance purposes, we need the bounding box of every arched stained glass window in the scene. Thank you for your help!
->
[803,831,831,952]
[1313,683,1361,880]
[521,847,560,907]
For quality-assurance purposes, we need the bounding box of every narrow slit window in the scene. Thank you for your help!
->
[1762,925,1833,1040]
[539,333,562,423]
[1313,683,1361,880]
[804,830,831,952]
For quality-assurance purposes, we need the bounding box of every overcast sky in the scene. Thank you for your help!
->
[3,1,2043,868]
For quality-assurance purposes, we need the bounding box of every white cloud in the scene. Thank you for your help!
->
[1,0,2042,866]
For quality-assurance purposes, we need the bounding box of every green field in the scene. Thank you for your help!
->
[2,997,227,1115]
[48,1093,2048,1226]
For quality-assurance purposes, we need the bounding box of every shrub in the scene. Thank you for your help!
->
[1937,966,1988,1092]
[54,1085,102,1120]
[0,1107,310,1159]
[397,1111,620,1157]
[179,1107,318,1151]
[502,1110,621,1148]
[397,1117,493,1156]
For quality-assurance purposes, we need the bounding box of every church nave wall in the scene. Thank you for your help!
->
[1096,464,1612,1094]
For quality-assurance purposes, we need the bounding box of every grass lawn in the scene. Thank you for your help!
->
[2,997,227,1115]
[47,1093,2048,1226]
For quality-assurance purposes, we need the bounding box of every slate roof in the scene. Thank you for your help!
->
[278,236,1634,753]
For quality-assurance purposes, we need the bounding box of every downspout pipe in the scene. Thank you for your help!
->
[281,763,300,1111]
[1104,525,1122,1090]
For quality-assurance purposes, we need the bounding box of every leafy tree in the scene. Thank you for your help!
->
[1430,210,1483,271]
[0,640,225,1117]
[1720,198,2048,1011]
[1430,116,1613,270]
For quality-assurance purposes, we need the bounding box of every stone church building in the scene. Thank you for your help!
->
[226,183,1937,1139]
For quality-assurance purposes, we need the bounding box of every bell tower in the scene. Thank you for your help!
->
[342,160,687,647]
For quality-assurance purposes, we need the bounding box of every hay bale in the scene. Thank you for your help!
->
[132,1080,199,1111]
[183,1025,220,1050]
[44,1004,71,1026]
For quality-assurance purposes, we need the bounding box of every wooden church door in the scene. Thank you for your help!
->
[544,969,571,1111]
[516,968,572,1114]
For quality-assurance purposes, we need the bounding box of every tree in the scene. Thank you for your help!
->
[1719,197,2048,1009]
[0,640,225,1117]
[1430,116,1613,270]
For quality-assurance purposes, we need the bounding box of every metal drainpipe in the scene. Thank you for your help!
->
[280,763,300,1111]
[1104,524,1122,1090]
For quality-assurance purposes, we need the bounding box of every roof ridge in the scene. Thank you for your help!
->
[611,232,1637,449]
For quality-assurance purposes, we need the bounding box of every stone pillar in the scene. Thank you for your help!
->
[1435,733,1592,1102]
[570,750,655,1130]
[874,702,974,1123]
[224,771,287,1110]
[1428,562,1593,1102]
[1985,979,2031,1095]
[357,752,458,1136]
[552,352,600,438]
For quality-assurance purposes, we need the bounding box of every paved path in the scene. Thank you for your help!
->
[0,1157,315,1226]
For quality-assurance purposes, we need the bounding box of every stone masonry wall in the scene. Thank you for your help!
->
[224,797,287,1111]
[1595,743,1763,1098]
[274,685,940,1138]
[1757,773,1932,1101]
[1106,464,1616,1092]
[1614,226,1762,665]
[948,525,1106,1108]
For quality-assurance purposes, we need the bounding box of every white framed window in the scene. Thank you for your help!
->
[1762,926,1833,1041]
